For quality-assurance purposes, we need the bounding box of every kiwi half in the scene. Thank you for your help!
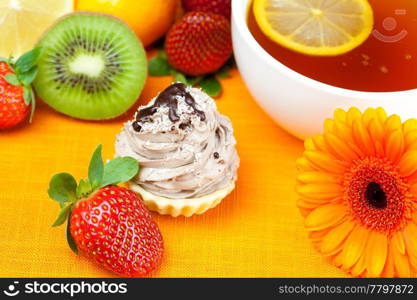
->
[34,12,147,120]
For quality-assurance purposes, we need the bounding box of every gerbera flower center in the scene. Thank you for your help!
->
[365,181,387,209]
[343,157,413,233]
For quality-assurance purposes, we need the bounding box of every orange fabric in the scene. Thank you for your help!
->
[0,69,345,277]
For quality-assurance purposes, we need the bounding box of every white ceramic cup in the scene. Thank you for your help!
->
[232,0,417,140]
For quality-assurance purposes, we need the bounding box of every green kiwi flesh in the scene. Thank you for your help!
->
[34,12,147,120]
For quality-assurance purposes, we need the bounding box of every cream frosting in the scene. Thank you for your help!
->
[115,84,239,199]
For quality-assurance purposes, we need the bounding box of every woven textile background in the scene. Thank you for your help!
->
[0,69,345,277]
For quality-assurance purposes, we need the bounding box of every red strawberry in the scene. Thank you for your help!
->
[48,145,164,277]
[0,48,40,129]
[165,12,232,76]
[0,63,28,129]
[182,0,231,19]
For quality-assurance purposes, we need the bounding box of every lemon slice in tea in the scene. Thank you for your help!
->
[0,0,73,57]
[253,0,374,56]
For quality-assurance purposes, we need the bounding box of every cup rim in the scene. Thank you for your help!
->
[232,0,417,100]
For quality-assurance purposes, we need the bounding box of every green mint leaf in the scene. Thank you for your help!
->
[216,66,231,79]
[66,219,78,255]
[52,203,73,227]
[149,56,172,76]
[15,47,41,74]
[17,66,38,86]
[172,71,187,84]
[48,173,77,203]
[200,76,222,97]
[4,74,20,86]
[76,178,92,199]
[187,76,204,86]
[158,49,167,59]
[100,157,139,187]
[88,145,104,189]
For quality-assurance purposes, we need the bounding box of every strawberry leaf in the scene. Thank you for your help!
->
[76,178,92,199]
[4,74,20,86]
[23,87,32,106]
[88,145,104,189]
[15,47,41,74]
[29,88,36,123]
[52,203,73,227]
[200,76,222,97]
[149,56,172,76]
[66,219,78,255]
[48,173,77,203]
[100,157,139,188]
[17,66,38,86]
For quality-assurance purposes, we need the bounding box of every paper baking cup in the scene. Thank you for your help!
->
[128,182,235,217]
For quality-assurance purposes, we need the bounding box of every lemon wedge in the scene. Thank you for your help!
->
[0,0,73,57]
[253,0,374,56]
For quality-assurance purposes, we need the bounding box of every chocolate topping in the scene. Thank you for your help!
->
[136,83,206,123]
[132,121,142,132]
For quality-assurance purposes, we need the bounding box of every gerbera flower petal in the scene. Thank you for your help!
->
[381,248,395,278]
[296,157,315,171]
[297,171,339,184]
[304,151,347,174]
[304,138,318,151]
[385,114,402,133]
[346,140,366,157]
[403,223,417,269]
[297,184,341,200]
[304,203,346,231]
[374,141,385,158]
[351,251,367,277]
[353,119,375,156]
[403,118,417,135]
[308,229,329,242]
[320,220,355,255]
[410,183,417,195]
[362,108,377,128]
[341,225,368,268]
[392,231,406,255]
[376,107,388,124]
[346,107,362,126]
[398,151,417,177]
[406,173,417,185]
[324,119,334,133]
[311,135,327,152]
[333,120,354,143]
[298,196,334,207]
[298,183,341,194]
[365,232,387,277]
[324,132,358,162]
[369,118,385,144]
[385,130,404,164]
[334,108,347,122]
[405,131,417,150]
[392,243,411,277]
[332,251,344,268]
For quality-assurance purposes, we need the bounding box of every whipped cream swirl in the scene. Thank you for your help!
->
[115,83,239,199]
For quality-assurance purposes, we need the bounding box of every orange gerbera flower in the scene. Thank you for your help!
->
[296,107,417,278]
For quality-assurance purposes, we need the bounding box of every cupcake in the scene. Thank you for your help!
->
[115,83,239,217]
